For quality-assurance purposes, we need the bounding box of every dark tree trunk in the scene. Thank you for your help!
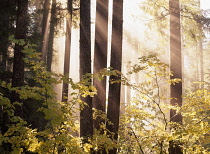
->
[0,0,16,80]
[12,0,28,88]
[169,0,182,153]
[80,0,93,142]
[0,2,16,150]
[4,1,28,152]
[41,0,51,62]
[12,0,28,117]
[0,0,10,74]
[47,0,56,72]
[106,0,123,153]
[11,0,28,124]
[62,0,72,102]
[93,0,109,130]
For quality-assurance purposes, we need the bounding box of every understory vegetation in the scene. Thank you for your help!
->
[0,39,210,153]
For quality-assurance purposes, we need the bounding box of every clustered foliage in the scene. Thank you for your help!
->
[118,54,210,153]
[0,37,116,153]
[140,0,208,45]
[1,38,210,153]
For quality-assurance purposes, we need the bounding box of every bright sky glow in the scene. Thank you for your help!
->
[201,0,210,10]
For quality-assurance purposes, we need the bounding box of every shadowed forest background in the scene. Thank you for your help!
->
[0,0,210,153]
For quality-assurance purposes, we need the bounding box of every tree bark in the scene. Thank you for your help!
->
[62,0,72,102]
[11,0,28,117]
[0,0,16,81]
[93,0,109,130]
[169,0,182,153]
[0,0,10,74]
[47,0,56,72]
[1,2,16,152]
[12,0,28,88]
[106,0,123,153]
[80,0,93,142]
[41,0,51,62]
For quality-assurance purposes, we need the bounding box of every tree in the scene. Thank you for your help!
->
[12,0,29,88]
[1,0,29,152]
[0,0,16,83]
[0,1,7,73]
[47,0,56,72]
[0,0,15,76]
[80,0,93,142]
[199,0,204,90]
[62,0,73,102]
[169,0,182,153]
[93,0,109,130]
[41,0,51,62]
[12,0,29,117]
[106,0,123,153]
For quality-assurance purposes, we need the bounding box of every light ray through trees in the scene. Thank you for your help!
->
[107,1,123,153]
[41,0,51,62]
[80,0,93,142]
[93,0,109,130]
[169,0,182,153]
[62,0,72,102]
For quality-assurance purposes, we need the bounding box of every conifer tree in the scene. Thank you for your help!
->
[107,0,123,153]
[62,0,73,102]
[41,0,51,61]
[47,0,56,72]
[169,0,182,153]
[12,0,29,88]
[80,0,93,142]
[93,0,109,130]
[12,0,29,117]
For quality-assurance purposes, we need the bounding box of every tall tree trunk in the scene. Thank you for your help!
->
[0,2,12,149]
[0,0,10,75]
[8,2,28,152]
[169,0,182,153]
[12,0,28,88]
[93,0,109,130]
[80,0,93,142]
[0,0,16,79]
[0,2,17,152]
[106,0,123,153]
[198,0,204,90]
[62,0,72,102]
[47,0,56,72]
[12,0,28,117]
[41,0,51,62]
